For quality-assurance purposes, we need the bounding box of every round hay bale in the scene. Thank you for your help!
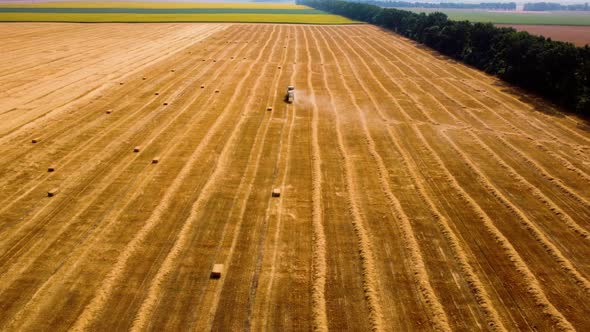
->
[155,92,159,96]
[214,89,220,93]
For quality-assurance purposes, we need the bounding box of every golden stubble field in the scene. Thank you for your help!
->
[0,23,589,331]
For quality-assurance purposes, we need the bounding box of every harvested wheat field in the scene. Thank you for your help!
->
[1,23,590,331]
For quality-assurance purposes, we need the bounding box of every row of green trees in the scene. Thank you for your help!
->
[298,0,590,117]
[523,2,589,11]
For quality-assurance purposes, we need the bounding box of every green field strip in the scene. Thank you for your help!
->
[0,7,325,14]
[0,2,309,9]
[406,8,590,26]
[0,12,360,24]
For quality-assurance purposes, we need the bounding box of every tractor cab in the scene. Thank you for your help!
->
[286,85,295,103]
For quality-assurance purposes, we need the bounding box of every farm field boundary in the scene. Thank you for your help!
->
[0,2,359,23]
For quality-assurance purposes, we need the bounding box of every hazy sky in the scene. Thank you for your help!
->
[0,0,587,5]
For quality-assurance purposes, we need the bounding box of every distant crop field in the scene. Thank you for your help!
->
[405,8,590,26]
[0,2,359,24]
[497,24,590,46]
[0,2,308,9]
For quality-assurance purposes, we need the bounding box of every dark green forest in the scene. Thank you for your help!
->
[299,0,590,117]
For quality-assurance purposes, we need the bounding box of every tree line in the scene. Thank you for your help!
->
[298,0,590,117]
[357,1,516,10]
[523,2,590,11]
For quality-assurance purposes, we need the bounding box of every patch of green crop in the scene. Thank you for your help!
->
[0,3,360,24]
[0,2,310,9]
[0,12,360,24]
[404,8,590,26]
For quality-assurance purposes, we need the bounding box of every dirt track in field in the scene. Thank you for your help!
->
[0,23,589,331]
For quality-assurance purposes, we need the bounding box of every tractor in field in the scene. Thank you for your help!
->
[285,85,295,103]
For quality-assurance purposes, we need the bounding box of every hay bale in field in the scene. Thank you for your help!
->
[278,66,281,69]
[155,92,159,96]
[142,77,147,80]
[31,139,39,144]
[47,167,55,172]
[119,82,124,85]
[267,106,273,111]
[106,110,112,114]
[133,146,140,153]
[171,69,175,73]
[163,103,168,106]
[272,188,281,197]
[211,264,223,279]
[201,85,205,89]
[215,89,220,93]
[152,158,159,164]
[48,188,58,197]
